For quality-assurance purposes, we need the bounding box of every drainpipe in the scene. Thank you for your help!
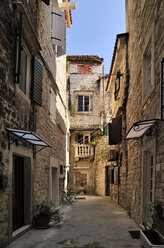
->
[15,12,23,84]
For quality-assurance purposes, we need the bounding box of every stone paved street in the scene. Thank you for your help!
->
[7,196,142,248]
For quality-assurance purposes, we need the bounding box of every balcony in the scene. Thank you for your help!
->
[75,144,94,157]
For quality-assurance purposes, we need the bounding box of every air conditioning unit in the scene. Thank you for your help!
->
[108,150,118,161]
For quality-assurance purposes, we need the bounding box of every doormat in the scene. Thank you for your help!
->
[128,230,140,239]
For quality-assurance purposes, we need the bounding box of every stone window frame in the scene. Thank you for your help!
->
[142,23,155,105]
[49,86,57,125]
[74,91,93,114]
[16,41,32,101]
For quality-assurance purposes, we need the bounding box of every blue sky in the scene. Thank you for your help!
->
[66,0,125,74]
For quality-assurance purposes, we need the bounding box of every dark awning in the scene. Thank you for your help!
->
[125,119,159,140]
[7,129,51,155]
[42,0,50,5]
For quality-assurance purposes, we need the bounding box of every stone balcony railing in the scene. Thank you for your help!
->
[74,144,94,157]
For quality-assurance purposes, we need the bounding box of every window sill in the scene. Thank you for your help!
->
[142,86,154,107]
[76,111,93,115]
[16,86,31,104]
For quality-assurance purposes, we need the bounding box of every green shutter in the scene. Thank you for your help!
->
[31,56,43,106]
[106,126,109,136]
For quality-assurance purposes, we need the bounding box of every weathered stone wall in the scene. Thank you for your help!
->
[0,1,67,246]
[69,62,102,130]
[94,136,109,196]
[94,35,128,206]
[34,0,67,208]
[125,0,164,228]
[0,1,37,246]
[68,58,103,194]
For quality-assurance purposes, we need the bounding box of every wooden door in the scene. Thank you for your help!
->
[105,166,110,196]
[12,155,24,231]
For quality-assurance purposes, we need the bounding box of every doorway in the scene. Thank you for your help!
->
[142,151,155,223]
[105,166,110,196]
[12,155,24,231]
[52,167,58,207]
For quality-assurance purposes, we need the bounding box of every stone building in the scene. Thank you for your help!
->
[124,0,164,232]
[95,33,128,203]
[0,0,76,246]
[96,0,164,235]
[67,55,104,194]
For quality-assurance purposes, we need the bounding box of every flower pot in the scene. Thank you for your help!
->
[34,215,50,229]
[140,229,164,248]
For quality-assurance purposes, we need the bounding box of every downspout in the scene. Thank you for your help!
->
[15,11,23,84]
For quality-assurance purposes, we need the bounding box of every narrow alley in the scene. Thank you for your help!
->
[7,196,141,248]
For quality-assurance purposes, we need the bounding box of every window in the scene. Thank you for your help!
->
[60,165,63,175]
[77,134,90,145]
[16,42,31,98]
[49,87,56,124]
[143,32,154,101]
[19,48,27,94]
[78,95,89,112]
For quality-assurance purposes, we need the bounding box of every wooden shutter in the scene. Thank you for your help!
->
[109,117,122,145]
[31,56,43,106]
[51,7,66,56]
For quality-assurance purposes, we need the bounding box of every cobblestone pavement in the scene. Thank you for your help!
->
[7,196,142,248]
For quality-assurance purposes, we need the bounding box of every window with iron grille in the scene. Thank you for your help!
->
[77,95,89,112]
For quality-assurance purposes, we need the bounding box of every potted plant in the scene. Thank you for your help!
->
[34,200,63,228]
[140,202,164,247]
[34,201,51,229]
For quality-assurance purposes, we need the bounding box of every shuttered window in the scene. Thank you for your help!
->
[77,95,90,112]
[51,7,66,56]
[31,56,43,106]
[19,48,27,95]
[109,117,122,145]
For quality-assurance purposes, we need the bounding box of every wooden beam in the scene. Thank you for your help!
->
[58,2,76,10]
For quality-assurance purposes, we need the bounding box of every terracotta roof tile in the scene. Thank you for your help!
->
[67,55,104,64]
